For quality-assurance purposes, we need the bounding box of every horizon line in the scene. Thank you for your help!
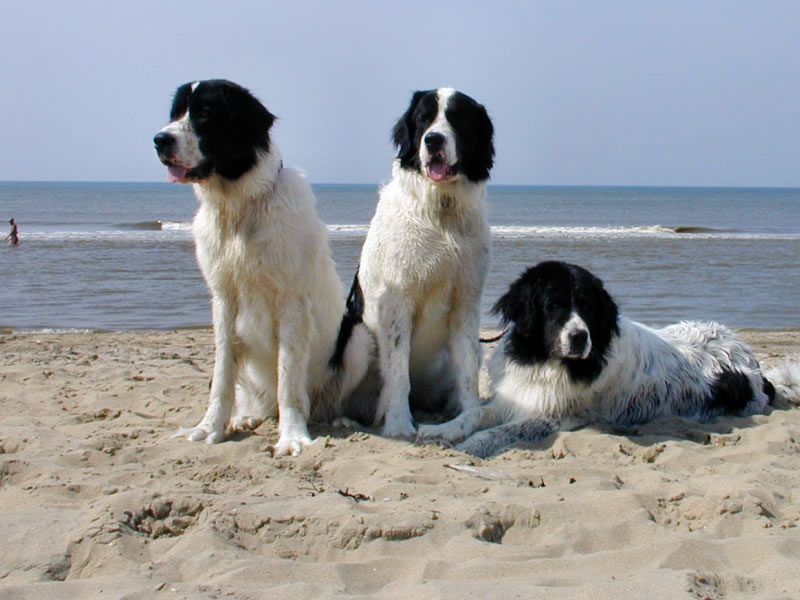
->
[2,179,800,191]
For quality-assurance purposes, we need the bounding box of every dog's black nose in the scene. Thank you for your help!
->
[569,330,588,350]
[153,132,175,153]
[424,132,445,151]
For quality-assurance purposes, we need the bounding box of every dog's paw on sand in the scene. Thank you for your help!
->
[229,416,263,432]
[270,433,316,458]
[172,424,226,444]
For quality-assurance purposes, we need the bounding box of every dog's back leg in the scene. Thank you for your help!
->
[230,361,277,432]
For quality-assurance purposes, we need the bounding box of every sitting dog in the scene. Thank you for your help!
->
[351,88,495,438]
[154,79,371,456]
[422,260,800,457]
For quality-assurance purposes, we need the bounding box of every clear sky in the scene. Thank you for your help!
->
[1,0,798,186]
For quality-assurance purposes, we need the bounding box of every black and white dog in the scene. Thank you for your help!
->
[422,260,800,457]
[351,88,495,439]
[154,79,371,456]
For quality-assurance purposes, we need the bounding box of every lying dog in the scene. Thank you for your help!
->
[352,88,495,438]
[154,79,370,455]
[422,260,800,457]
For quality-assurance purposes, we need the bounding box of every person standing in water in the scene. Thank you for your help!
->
[6,218,19,245]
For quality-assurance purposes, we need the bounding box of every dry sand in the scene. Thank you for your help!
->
[1,328,800,599]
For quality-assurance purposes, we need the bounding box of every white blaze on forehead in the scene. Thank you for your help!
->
[420,87,458,171]
[429,88,456,140]
[436,87,456,106]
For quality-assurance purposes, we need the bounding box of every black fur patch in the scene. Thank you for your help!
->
[708,369,756,414]
[329,268,365,369]
[169,83,194,120]
[763,377,776,404]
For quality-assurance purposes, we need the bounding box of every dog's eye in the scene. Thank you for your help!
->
[544,299,561,313]
[416,109,435,125]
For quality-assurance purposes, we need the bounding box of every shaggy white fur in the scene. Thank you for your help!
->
[360,162,490,438]
[421,261,800,458]
[358,88,495,439]
[155,80,371,456]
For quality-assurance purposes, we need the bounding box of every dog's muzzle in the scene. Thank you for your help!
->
[154,131,175,157]
[559,314,592,360]
[423,132,454,183]
[153,131,204,182]
[565,329,590,359]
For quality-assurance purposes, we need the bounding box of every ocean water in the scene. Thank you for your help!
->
[1,181,798,331]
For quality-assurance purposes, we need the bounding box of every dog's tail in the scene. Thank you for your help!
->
[325,268,374,404]
[330,267,366,369]
[764,359,800,407]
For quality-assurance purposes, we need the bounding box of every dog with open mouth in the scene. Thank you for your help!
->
[347,88,495,439]
[154,79,372,456]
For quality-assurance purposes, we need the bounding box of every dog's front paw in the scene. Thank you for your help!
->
[455,433,495,459]
[271,431,314,457]
[416,422,465,444]
[229,416,264,432]
[332,416,361,429]
[382,416,417,440]
[172,422,226,444]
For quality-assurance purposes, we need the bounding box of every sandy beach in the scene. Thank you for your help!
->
[1,328,800,599]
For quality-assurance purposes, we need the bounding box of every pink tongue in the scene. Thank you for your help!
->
[428,161,450,182]
[167,164,189,183]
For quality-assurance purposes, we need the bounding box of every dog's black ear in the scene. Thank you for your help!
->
[491,267,546,365]
[491,270,538,335]
[392,90,428,169]
[194,80,277,180]
[470,100,495,180]
[565,262,620,361]
[585,272,620,342]
[491,286,519,326]
[452,94,495,182]
[170,82,195,120]
[221,81,275,151]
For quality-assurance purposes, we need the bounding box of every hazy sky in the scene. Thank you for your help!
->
[1,1,798,186]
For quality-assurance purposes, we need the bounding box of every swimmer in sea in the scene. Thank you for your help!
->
[6,218,19,245]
